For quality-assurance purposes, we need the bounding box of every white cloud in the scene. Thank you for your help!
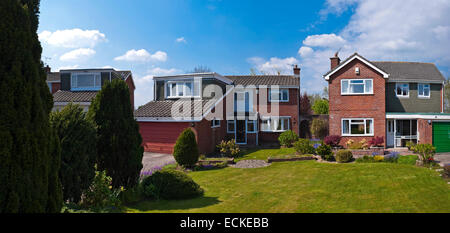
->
[175,37,187,43]
[57,64,80,71]
[59,48,96,61]
[114,49,167,62]
[303,33,346,48]
[248,57,299,75]
[38,29,106,48]
[298,46,314,57]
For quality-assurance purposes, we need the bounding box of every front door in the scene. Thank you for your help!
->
[235,120,247,144]
[386,120,394,147]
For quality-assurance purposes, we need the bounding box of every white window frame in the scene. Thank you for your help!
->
[71,72,102,91]
[227,120,235,133]
[260,117,290,132]
[395,83,409,98]
[418,83,430,98]
[166,80,200,98]
[269,89,289,102]
[341,79,373,95]
[341,118,374,136]
[211,119,221,128]
[246,120,258,133]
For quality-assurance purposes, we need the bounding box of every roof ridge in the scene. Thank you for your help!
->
[373,61,435,64]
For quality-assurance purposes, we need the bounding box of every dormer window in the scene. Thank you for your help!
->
[71,73,101,91]
[341,79,373,95]
[166,80,200,98]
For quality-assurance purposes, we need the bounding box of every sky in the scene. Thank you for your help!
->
[38,0,450,108]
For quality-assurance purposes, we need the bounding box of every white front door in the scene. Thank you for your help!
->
[386,120,394,147]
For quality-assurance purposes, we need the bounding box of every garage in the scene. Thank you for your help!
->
[139,122,190,154]
[433,122,450,153]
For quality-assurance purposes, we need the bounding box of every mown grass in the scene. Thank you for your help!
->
[235,147,297,161]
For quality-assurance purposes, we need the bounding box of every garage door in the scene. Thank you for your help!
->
[433,122,450,153]
[139,122,190,154]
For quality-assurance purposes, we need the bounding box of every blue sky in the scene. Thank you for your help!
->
[38,0,450,108]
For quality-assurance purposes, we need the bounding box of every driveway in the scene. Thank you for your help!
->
[141,152,175,173]
[434,153,450,167]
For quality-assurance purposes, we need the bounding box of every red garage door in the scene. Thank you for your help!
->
[139,122,190,154]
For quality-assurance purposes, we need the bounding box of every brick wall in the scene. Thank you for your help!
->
[51,82,61,94]
[418,119,433,144]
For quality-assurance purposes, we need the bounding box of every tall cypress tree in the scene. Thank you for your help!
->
[0,0,62,212]
[88,79,143,189]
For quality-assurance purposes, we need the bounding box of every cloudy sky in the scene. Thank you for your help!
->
[38,0,450,108]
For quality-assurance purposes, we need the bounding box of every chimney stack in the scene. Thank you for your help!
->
[330,52,340,70]
[293,64,300,78]
[44,65,51,73]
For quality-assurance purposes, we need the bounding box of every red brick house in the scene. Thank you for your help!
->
[135,66,301,155]
[45,66,136,111]
[324,53,450,152]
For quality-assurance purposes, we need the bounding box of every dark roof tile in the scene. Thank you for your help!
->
[225,75,299,86]
[53,90,98,102]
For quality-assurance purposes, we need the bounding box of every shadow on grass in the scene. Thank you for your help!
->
[127,196,221,211]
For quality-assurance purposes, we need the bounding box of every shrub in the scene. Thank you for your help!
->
[443,165,450,178]
[217,139,240,157]
[324,135,342,147]
[415,144,436,164]
[174,128,200,167]
[405,141,416,151]
[369,136,384,147]
[373,155,384,162]
[141,170,204,200]
[346,139,368,149]
[316,145,334,161]
[335,150,353,163]
[82,170,122,210]
[294,139,316,155]
[119,185,143,204]
[312,99,329,115]
[310,118,328,139]
[278,130,299,147]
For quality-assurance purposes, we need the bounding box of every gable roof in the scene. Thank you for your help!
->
[225,75,299,87]
[372,62,445,82]
[323,53,390,80]
[53,90,98,103]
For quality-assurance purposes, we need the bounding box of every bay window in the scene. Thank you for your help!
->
[342,118,373,136]
[418,83,430,98]
[341,79,373,95]
[261,117,290,132]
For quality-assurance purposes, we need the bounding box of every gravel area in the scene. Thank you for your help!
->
[141,152,175,173]
[233,160,271,168]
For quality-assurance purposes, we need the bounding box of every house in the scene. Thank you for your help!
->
[45,66,136,111]
[324,53,450,152]
[135,66,301,154]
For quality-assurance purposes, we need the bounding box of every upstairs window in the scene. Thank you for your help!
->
[341,79,373,95]
[418,83,430,98]
[166,80,200,98]
[71,73,101,91]
[234,91,253,113]
[395,83,409,97]
[269,89,289,102]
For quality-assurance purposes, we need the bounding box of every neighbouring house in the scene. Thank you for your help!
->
[135,66,301,154]
[324,53,450,152]
[45,66,136,111]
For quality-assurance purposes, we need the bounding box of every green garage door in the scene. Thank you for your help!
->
[433,122,450,153]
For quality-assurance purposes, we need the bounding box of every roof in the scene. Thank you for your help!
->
[134,99,216,118]
[225,75,299,86]
[53,90,98,103]
[372,62,445,82]
[46,72,60,82]
[154,72,233,85]
[323,53,389,80]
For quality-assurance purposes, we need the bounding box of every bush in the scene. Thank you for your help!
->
[369,136,384,147]
[316,145,334,161]
[373,155,384,162]
[346,139,369,150]
[415,144,436,164]
[141,170,204,200]
[278,130,299,147]
[324,135,342,147]
[310,118,328,140]
[443,165,450,178]
[82,170,122,210]
[405,141,417,152]
[119,185,143,204]
[335,150,353,163]
[217,139,240,157]
[312,99,329,114]
[174,128,200,167]
[294,139,316,155]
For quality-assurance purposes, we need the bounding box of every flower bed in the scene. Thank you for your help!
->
[333,147,385,158]
[268,154,316,163]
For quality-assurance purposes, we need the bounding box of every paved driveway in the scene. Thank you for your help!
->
[141,152,175,173]
[435,153,450,166]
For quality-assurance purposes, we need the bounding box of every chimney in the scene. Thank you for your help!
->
[330,53,340,70]
[293,64,300,78]
[44,65,51,73]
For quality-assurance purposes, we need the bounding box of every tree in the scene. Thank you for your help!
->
[312,99,329,114]
[50,104,96,203]
[173,128,200,168]
[300,93,312,115]
[189,65,211,73]
[0,0,62,213]
[322,86,329,100]
[88,79,143,189]
[311,118,329,140]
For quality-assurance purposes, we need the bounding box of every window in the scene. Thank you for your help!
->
[418,83,430,98]
[342,118,373,136]
[234,91,253,113]
[71,73,101,91]
[166,80,200,98]
[341,79,373,95]
[269,89,289,102]
[260,117,290,132]
[395,83,409,97]
[227,120,235,133]
[247,120,257,133]
[211,119,220,128]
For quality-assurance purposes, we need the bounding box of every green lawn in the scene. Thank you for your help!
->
[236,147,297,161]
[126,159,450,213]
